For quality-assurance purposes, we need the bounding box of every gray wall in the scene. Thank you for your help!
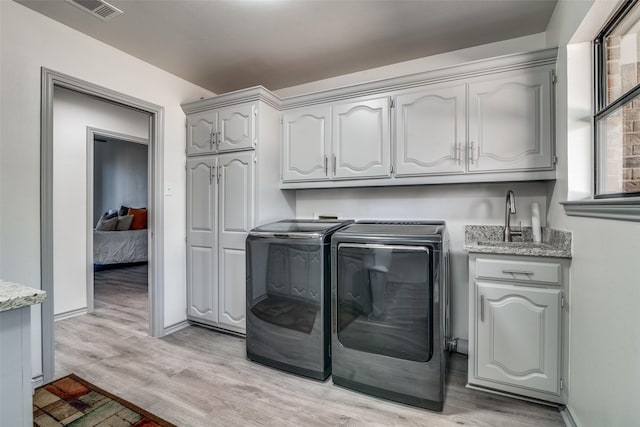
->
[94,138,148,225]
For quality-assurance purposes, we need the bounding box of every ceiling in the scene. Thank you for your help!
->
[16,0,558,94]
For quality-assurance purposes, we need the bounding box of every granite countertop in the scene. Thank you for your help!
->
[464,225,572,258]
[0,280,47,312]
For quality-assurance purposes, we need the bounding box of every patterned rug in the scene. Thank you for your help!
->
[33,374,176,427]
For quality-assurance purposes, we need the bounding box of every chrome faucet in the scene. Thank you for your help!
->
[504,189,522,242]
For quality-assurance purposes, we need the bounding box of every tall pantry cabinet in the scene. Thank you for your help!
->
[182,87,294,334]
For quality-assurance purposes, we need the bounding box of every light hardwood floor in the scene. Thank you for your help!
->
[55,264,565,426]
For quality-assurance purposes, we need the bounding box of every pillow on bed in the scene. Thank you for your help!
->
[116,214,134,231]
[96,216,117,231]
[118,205,130,217]
[128,208,148,230]
[95,212,117,228]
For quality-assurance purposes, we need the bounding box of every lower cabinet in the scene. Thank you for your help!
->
[186,151,254,334]
[468,254,569,403]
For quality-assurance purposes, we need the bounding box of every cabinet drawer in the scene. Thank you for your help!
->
[476,258,561,284]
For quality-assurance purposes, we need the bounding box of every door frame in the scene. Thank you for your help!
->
[40,68,165,384]
[86,128,150,314]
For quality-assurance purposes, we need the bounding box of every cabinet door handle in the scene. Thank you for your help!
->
[209,129,214,150]
[216,131,221,147]
[468,141,475,165]
[455,143,463,165]
[332,154,337,175]
[209,165,214,184]
[324,155,328,176]
[502,269,534,275]
[217,166,221,184]
[480,295,484,322]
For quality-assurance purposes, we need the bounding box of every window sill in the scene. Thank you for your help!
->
[561,198,640,222]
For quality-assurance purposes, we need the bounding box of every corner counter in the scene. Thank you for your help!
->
[1,280,46,427]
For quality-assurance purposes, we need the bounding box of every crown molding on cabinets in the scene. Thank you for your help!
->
[182,85,281,114]
[280,48,558,110]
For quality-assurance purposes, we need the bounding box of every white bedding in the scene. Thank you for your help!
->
[93,229,148,265]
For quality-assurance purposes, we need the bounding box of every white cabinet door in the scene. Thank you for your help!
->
[186,111,217,156]
[475,281,561,394]
[332,97,391,179]
[282,105,331,182]
[218,103,256,152]
[468,69,553,172]
[395,84,466,176]
[217,151,254,333]
[186,157,218,323]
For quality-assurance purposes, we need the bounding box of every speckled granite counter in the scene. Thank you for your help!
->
[464,225,572,258]
[0,280,46,312]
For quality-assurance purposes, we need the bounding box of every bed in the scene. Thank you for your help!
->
[93,229,148,265]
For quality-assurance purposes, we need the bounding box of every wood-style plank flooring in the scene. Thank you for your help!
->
[55,264,564,426]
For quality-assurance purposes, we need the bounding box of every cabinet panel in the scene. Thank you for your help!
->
[282,106,331,182]
[475,281,560,394]
[219,248,247,331]
[395,85,466,176]
[218,103,255,152]
[468,69,553,172]
[217,151,254,333]
[332,97,391,179]
[188,246,217,320]
[187,111,217,156]
[186,157,218,322]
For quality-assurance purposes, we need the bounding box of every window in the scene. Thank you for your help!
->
[594,0,640,198]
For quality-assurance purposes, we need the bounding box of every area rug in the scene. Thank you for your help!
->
[33,374,176,427]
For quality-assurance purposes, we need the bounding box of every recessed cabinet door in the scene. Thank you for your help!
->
[282,105,331,182]
[187,111,217,156]
[218,103,256,152]
[217,151,254,333]
[332,97,391,179]
[475,281,561,395]
[395,84,466,176]
[468,69,553,172]
[186,157,218,322]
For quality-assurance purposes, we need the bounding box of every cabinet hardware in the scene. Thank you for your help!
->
[560,379,564,390]
[480,295,484,322]
[210,129,214,150]
[501,269,534,275]
[561,295,565,308]
[209,165,213,184]
[216,131,221,147]
[332,154,337,175]
[468,141,475,165]
[324,155,328,176]
[391,165,395,175]
[455,143,463,166]
[217,166,221,184]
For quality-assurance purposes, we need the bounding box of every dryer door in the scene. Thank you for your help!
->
[335,243,434,362]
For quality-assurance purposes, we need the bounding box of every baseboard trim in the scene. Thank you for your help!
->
[560,405,579,427]
[163,320,190,336]
[32,374,44,389]
[54,307,88,321]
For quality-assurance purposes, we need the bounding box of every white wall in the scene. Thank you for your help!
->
[0,1,214,379]
[545,1,640,426]
[53,86,149,316]
[277,34,550,341]
[94,138,149,226]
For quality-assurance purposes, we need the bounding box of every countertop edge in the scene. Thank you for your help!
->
[0,281,47,312]
[464,244,572,259]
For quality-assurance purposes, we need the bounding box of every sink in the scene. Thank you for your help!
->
[476,240,553,249]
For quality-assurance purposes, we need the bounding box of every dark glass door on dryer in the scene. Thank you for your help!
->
[336,243,433,363]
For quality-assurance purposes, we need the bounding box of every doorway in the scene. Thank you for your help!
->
[40,68,165,384]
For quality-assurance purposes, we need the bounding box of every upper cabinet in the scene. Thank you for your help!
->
[187,102,256,156]
[279,48,557,189]
[395,83,466,176]
[332,96,391,180]
[186,110,217,156]
[468,68,553,173]
[282,105,331,182]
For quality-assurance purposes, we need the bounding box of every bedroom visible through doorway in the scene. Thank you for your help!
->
[91,134,149,333]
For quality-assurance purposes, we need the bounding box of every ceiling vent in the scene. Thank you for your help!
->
[64,0,123,21]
